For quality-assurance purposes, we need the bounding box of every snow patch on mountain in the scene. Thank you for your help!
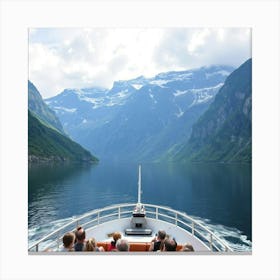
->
[206,70,231,79]
[149,79,169,87]
[173,90,189,97]
[104,90,132,107]
[190,83,224,93]
[150,73,193,87]
[53,106,77,113]
[149,93,157,104]
[131,84,143,90]
[74,89,85,96]
[175,106,184,118]
[188,91,215,108]
[77,95,108,109]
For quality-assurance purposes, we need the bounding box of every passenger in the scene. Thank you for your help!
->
[108,232,122,251]
[116,238,130,251]
[181,243,194,252]
[163,238,177,251]
[74,226,86,251]
[61,232,75,252]
[84,238,105,252]
[149,230,166,251]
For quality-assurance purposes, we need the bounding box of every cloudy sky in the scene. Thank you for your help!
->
[29,28,251,99]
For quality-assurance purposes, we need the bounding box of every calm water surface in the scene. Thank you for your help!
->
[28,161,252,250]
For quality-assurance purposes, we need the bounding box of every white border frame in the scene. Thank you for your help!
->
[1,0,279,279]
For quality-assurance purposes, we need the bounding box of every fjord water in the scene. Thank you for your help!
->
[28,161,252,250]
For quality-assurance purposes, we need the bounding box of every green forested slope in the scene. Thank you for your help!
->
[28,110,98,163]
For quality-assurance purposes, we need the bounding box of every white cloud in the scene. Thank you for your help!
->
[29,28,251,98]
[188,29,211,54]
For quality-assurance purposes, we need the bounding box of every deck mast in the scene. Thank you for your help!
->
[125,164,152,236]
[137,165,142,204]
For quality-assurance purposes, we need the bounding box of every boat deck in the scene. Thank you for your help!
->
[86,217,210,251]
[28,202,232,252]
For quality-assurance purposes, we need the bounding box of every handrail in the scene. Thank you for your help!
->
[144,204,231,252]
[28,203,232,252]
[144,203,230,249]
[28,203,135,251]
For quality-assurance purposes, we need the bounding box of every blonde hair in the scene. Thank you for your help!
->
[113,232,121,242]
[85,238,97,251]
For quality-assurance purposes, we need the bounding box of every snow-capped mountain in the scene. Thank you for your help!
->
[175,59,252,163]
[46,65,234,162]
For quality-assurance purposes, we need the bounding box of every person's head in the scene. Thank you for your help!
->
[157,230,166,241]
[62,232,75,249]
[116,239,130,251]
[181,243,194,252]
[84,238,96,251]
[163,238,177,251]
[113,232,122,242]
[75,226,86,242]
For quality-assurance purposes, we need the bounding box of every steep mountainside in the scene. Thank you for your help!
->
[175,58,252,162]
[28,80,65,134]
[28,110,98,163]
[46,65,234,162]
[28,81,98,163]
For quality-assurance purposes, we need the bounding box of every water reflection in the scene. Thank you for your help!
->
[28,161,251,241]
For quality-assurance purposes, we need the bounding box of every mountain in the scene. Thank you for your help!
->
[28,81,98,163]
[28,110,98,163]
[46,65,235,162]
[28,80,65,134]
[175,58,252,162]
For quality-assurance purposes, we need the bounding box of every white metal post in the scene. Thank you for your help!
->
[210,234,213,251]
[138,165,142,203]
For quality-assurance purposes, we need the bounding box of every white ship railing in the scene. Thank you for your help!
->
[28,203,233,252]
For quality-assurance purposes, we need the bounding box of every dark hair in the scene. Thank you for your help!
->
[63,232,75,248]
[75,226,86,241]
[164,238,177,251]
[158,230,166,240]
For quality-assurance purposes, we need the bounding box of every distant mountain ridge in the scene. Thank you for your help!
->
[46,65,234,162]
[28,81,98,163]
[175,58,252,162]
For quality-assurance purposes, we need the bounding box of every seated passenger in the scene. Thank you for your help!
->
[108,232,122,251]
[61,232,75,252]
[163,238,177,251]
[181,243,194,252]
[85,238,105,252]
[74,226,86,251]
[116,238,130,251]
[149,230,166,251]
